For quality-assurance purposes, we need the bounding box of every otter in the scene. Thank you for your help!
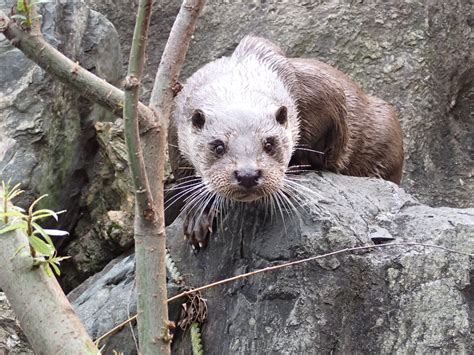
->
[168,36,404,249]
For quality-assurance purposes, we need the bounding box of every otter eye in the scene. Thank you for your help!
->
[275,106,288,126]
[263,137,276,154]
[191,109,205,130]
[210,140,225,156]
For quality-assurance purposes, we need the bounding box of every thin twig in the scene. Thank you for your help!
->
[123,0,171,353]
[124,0,155,220]
[168,242,473,302]
[149,0,206,123]
[130,0,207,353]
[94,241,472,344]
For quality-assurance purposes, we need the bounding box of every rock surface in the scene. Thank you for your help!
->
[0,1,132,291]
[0,293,33,354]
[70,173,474,354]
[86,0,473,209]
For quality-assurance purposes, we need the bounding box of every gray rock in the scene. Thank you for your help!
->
[86,0,473,208]
[70,173,473,354]
[0,1,129,291]
[0,293,33,354]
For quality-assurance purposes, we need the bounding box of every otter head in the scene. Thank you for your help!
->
[183,104,297,202]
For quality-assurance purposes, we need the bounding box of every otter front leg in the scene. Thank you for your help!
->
[183,201,217,250]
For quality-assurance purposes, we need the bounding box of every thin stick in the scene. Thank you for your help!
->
[124,0,155,220]
[123,0,169,353]
[94,242,472,344]
[131,0,207,353]
[149,0,206,124]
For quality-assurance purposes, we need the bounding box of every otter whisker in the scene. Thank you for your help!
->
[165,182,205,211]
[272,190,289,236]
[282,178,322,213]
[195,191,217,229]
[178,186,209,215]
[276,188,302,226]
[214,195,225,236]
[282,185,311,210]
[285,169,316,175]
[165,178,202,192]
[294,147,325,155]
[180,187,210,217]
[286,164,312,170]
[164,185,204,212]
[174,174,200,182]
[261,195,272,225]
[284,176,323,200]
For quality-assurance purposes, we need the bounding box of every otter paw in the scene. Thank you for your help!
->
[183,208,217,251]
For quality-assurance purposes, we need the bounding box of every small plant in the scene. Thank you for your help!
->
[0,180,69,276]
[11,0,51,28]
[1,179,23,224]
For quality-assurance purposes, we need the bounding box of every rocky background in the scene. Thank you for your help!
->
[86,0,473,209]
[0,0,472,353]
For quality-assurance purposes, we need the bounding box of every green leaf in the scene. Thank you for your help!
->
[6,182,22,194]
[43,229,69,237]
[7,190,24,201]
[32,208,59,221]
[29,235,54,256]
[28,194,48,215]
[31,222,54,246]
[16,0,27,13]
[51,255,70,264]
[0,211,25,219]
[32,208,65,221]
[50,261,60,276]
[43,263,53,277]
[0,221,26,235]
[32,214,54,221]
[11,14,27,21]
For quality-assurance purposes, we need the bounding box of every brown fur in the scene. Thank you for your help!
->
[168,36,404,247]
[290,58,404,183]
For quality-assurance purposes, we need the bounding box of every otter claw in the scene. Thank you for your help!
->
[183,206,217,251]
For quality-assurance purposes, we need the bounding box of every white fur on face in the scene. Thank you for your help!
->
[171,37,300,200]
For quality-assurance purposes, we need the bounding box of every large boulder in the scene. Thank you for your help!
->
[70,173,473,354]
[86,0,473,208]
[0,1,132,291]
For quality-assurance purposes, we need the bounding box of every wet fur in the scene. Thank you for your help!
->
[170,36,403,187]
[168,37,404,246]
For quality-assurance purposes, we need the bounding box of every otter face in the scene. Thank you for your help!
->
[185,106,294,202]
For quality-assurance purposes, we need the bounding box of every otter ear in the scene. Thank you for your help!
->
[275,106,288,126]
[191,109,205,130]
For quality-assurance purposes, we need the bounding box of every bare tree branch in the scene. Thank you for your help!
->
[123,0,173,353]
[132,0,206,353]
[149,0,206,123]
[0,10,156,133]
[124,0,155,220]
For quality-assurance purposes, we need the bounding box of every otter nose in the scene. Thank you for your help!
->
[234,169,262,188]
